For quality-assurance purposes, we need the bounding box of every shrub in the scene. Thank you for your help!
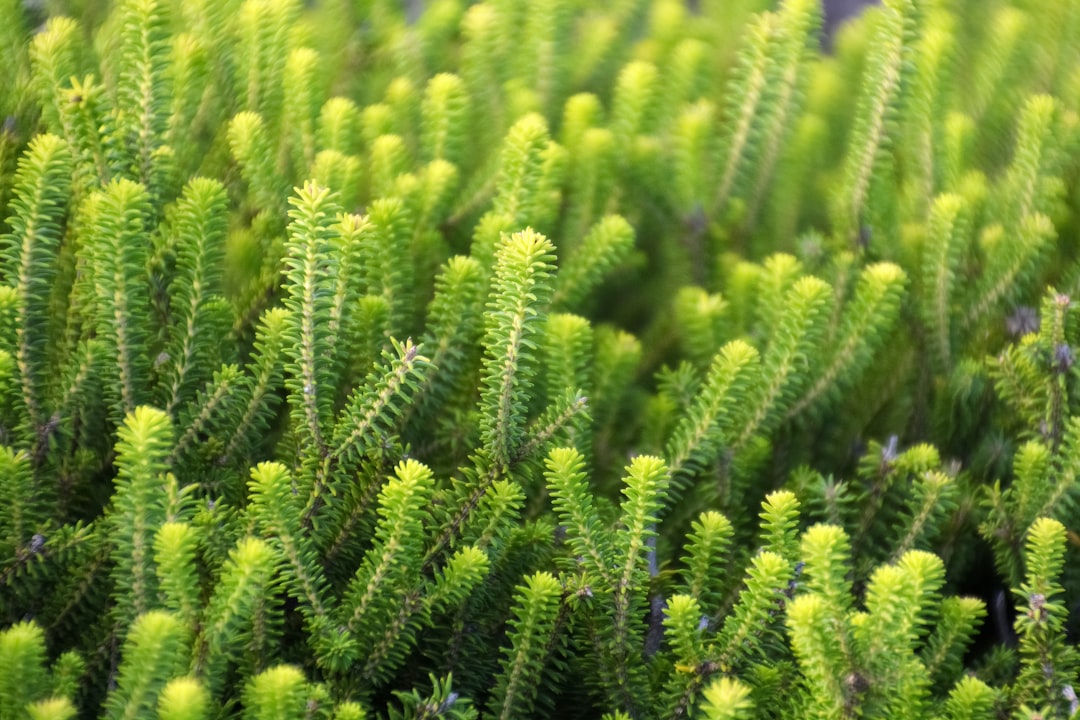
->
[2,0,1080,718]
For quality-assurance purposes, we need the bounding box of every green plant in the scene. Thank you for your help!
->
[3,0,1080,717]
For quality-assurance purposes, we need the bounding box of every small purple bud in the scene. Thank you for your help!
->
[684,204,708,237]
[881,435,899,464]
[1063,685,1078,716]
[1029,593,1048,622]
[857,225,872,250]
[1054,344,1074,373]
[1007,306,1039,337]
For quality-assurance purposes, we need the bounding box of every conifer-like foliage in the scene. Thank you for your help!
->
[5,0,1080,717]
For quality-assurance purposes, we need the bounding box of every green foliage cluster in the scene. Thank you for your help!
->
[3,0,1080,717]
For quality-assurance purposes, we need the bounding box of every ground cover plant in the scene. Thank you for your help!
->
[2,0,1080,717]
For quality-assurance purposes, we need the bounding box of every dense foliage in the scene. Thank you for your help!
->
[2,0,1080,717]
